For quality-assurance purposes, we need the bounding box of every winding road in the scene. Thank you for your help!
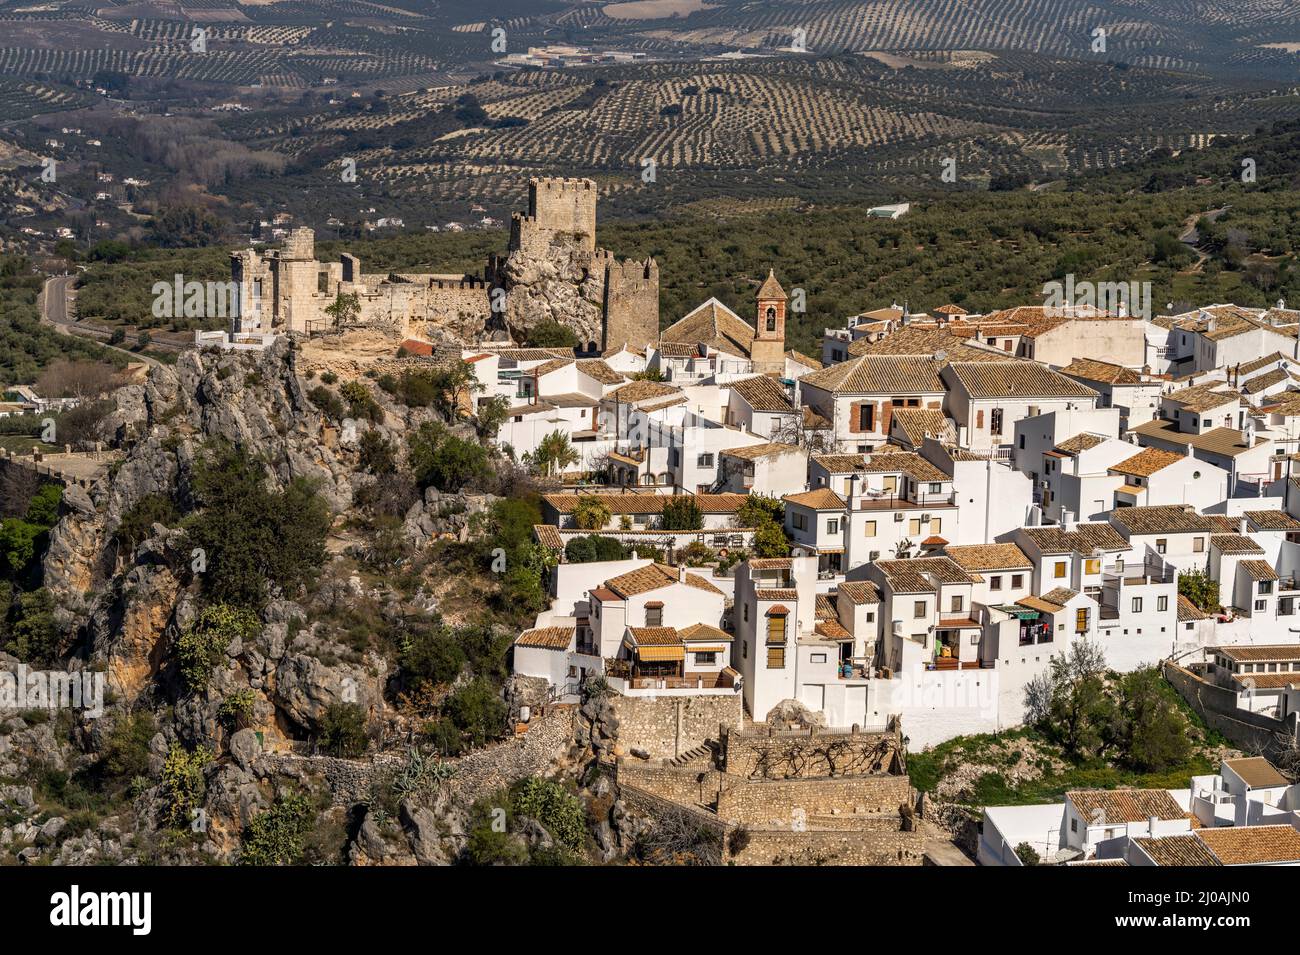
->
[39,275,165,368]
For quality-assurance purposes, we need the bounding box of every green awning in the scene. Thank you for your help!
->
[994,605,1039,620]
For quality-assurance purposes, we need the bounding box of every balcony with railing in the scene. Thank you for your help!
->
[853,489,957,511]
[626,669,738,691]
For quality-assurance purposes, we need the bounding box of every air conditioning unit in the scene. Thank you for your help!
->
[892,619,903,635]
[921,513,931,523]
[894,513,904,522]
[1040,480,1050,489]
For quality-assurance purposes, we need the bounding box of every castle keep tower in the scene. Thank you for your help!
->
[510,177,598,256]
[603,255,660,353]
[750,269,788,373]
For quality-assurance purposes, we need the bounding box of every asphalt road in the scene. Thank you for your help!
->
[39,275,164,368]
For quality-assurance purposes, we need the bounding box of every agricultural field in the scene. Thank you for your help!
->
[0,0,1297,242]
[195,49,1300,229]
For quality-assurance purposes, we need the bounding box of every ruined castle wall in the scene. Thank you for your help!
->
[231,250,271,333]
[279,260,324,334]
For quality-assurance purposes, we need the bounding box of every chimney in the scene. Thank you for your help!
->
[678,565,687,583]
[1147,814,1158,834]
[630,549,638,560]
[1239,516,1248,535]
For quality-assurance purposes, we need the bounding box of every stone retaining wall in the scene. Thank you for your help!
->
[610,694,742,758]
[715,774,912,826]
[722,726,903,779]
[728,828,924,866]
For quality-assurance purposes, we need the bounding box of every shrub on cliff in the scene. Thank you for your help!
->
[184,443,330,607]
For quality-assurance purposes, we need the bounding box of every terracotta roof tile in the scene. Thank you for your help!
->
[800,354,946,395]
[944,543,1032,572]
[1212,645,1300,663]
[838,581,881,604]
[627,626,682,646]
[1245,510,1300,531]
[1066,789,1186,824]
[877,556,973,593]
[1111,447,1184,477]
[731,374,795,412]
[1210,534,1264,556]
[1134,835,1220,867]
[947,361,1098,399]
[784,488,847,510]
[1056,432,1108,454]
[1177,594,1210,622]
[1109,505,1214,536]
[1059,358,1143,385]
[515,626,574,650]
[606,563,725,598]
[1197,826,1300,865]
[1238,559,1280,582]
[661,298,756,357]
[721,441,802,461]
[1222,757,1289,789]
[1021,523,1129,554]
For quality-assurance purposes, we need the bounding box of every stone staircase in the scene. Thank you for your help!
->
[668,740,718,770]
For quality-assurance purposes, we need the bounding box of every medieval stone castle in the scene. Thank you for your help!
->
[230,177,660,352]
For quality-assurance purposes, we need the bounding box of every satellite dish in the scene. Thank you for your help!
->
[1053,847,1083,863]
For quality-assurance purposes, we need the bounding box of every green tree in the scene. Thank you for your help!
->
[175,603,261,692]
[571,495,612,531]
[751,520,790,558]
[736,494,783,528]
[358,429,397,474]
[319,703,369,757]
[511,777,587,853]
[525,320,578,348]
[184,444,331,607]
[1025,640,1116,761]
[564,534,627,563]
[324,292,361,328]
[399,617,467,691]
[160,742,213,829]
[432,677,507,755]
[115,493,179,555]
[530,429,580,477]
[476,395,510,439]
[1113,667,1192,772]
[408,422,491,492]
[240,794,314,865]
[661,496,703,531]
[1014,842,1041,866]
[4,588,59,664]
[1178,567,1220,613]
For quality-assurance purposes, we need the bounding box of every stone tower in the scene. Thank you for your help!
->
[750,269,788,373]
[603,256,660,353]
[277,227,323,334]
[512,176,598,254]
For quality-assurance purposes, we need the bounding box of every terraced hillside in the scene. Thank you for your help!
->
[205,49,1299,227]
[600,0,1300,78]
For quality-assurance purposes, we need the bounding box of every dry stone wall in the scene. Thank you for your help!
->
[608,694,743,758]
